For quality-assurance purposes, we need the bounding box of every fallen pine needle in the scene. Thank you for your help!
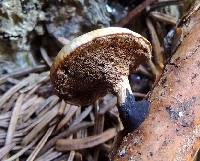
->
[39,121,94,155]
[4,138,38,161]
[22,104,59,145]
[56,105,79,131]
[26,126,55,161]
[56,128,117,151]
[0,143,15,160]
[68,151,75,161]
[0,78,29,109]
[35,151,62,161]
[5,94,24,145]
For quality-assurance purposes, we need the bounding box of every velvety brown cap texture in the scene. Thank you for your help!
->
[50,27,151,105]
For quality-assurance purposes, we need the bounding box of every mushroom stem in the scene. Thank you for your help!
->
[116,76,150,132]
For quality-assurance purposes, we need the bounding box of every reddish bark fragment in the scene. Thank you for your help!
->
[113,3,200,161]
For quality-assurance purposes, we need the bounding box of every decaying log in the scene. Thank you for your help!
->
[112,2,200,161]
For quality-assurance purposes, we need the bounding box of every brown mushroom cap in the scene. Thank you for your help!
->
[50,27,152,105]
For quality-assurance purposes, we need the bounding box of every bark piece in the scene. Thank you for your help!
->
[113,2,200,161]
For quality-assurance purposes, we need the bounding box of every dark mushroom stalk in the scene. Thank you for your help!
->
[116,76,150,131]
[50,27,152,132]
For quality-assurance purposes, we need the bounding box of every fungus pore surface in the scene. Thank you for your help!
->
[50,28,151,105]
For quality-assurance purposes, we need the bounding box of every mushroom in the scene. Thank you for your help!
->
[50,27,152,132]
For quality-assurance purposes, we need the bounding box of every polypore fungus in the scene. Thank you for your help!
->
[50,27,152,132]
